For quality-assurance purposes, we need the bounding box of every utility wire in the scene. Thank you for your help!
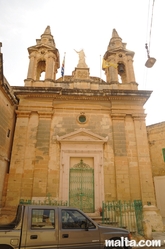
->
[146,0,151,44]
[144,0,156,89]
[148,0,155,52]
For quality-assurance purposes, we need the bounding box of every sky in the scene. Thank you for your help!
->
[0,0,164,126]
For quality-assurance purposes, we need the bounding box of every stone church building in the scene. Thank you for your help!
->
[0,27,164,232]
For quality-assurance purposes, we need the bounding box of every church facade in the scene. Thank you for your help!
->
[0,27,164,231]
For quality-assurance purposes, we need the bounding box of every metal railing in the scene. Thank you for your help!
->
[19,196,68,206]
[102,200,143,235]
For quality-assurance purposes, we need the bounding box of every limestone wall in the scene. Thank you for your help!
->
[4,94,156,209]
[0,85,16,207]
[147,122,165,177]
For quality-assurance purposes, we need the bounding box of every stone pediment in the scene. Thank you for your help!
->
[56,128,108,143]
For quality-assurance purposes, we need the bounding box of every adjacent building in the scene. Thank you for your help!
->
[147,122,165,218]
[0,43,18,207]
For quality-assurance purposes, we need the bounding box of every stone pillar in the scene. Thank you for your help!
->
[5,111,30,206]
[108,65,118,83]
[45,56,54,80]
[127,56,136,83]
[124,115,141,200]
[103,139,117,202]
[20,112,39,200]
[112,114,131,200]
[133,115,156,205]
[32,113,52,198]
[47,113,60,199]
[27,54,35,79]
[143,205,164,235]
[107,56,118,83]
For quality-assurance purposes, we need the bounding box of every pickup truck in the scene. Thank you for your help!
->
[0,204,131,249]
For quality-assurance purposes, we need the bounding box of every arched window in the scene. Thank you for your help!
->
[117,63,127,83]
[40,71,45,80]
[36,60,46,80]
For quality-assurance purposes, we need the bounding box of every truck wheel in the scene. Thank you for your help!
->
[0,245,13,249]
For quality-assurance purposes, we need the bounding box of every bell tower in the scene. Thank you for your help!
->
[24,26,60,87]
[103,29,137,89]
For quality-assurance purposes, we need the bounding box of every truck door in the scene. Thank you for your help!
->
[24,207,58,249]
[59,208,100,249]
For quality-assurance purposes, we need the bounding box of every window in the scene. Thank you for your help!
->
[61,209,95,229]
[77,114,87,124]
[79,115,86,123]
[40,71,45,80]
[31,209,55,229]
[7,129,10,138]
[36,60,46,80]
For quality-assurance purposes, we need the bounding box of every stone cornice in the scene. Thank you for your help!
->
[15,110,31,117]
[132,113,147,120]
[12,86,152,104]
[37,111,53,117]
[15,110,53,117]
[111,114,126,120]
[0,78,18,105]
[12,86,152,95]
[111,113,147,121]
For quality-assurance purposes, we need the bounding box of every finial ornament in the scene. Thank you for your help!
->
[44,26,51,34]
[74,49,88,68]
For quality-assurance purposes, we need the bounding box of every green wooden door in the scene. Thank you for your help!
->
[69,159,94,213]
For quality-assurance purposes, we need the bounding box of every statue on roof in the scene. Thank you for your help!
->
[74,49,88,68]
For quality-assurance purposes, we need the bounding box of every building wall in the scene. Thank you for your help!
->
[0,82,16,207]
[5,94,155,210]
[147,122,165,176]
[147,122,165,218]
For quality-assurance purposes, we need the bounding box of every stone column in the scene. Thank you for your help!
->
[47,113,60,199]
[20,112,39,201]
[5,111,30,206]
[27,55,35,79]
[133,115,155,205]
[111,114,131,200]
[32,112,52,199]
[109,56,118,83]
[45,56,54,80]
[124,115,141,200]
[127,56,136,83]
